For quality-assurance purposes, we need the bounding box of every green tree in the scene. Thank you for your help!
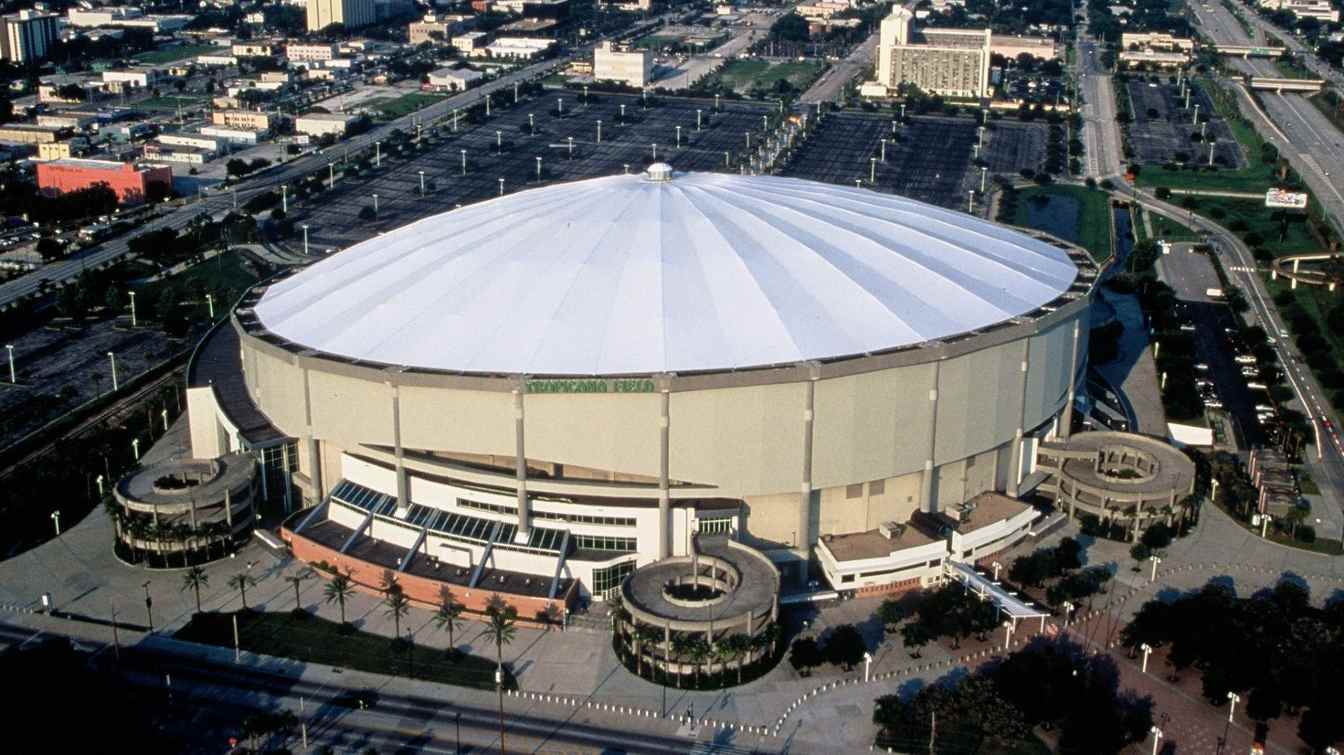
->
[323,571,355,625]
[875,598,905,633]
[723,633,752,684]
[901,622,932,658]
[181,566,209,613]
[789,637,822,675]
[825,624,867,670]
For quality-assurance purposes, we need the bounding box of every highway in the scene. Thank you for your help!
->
[0,17,677,312]
[1188,0,1344,235]
[799,32,879,105]
[1076,2,1344,532]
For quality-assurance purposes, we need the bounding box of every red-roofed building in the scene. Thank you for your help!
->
[36,158,172,204]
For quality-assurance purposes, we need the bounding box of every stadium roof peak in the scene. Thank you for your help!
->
[254,171,1079,376]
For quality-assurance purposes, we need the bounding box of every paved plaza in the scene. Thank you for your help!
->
[1,414,1342,752]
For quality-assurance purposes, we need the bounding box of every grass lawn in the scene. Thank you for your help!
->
[1135,162,1277,194]
[1180,197,1317,255]
[715,59,826,95]
[1267,277,1344,394]
[133,44,219,64]
[363,92,448,120]
[1141,208,1202,243]
[1212,496,1343,554]
[131,249,263,308]
[176,610,516,691]
[1012,184,1114,262]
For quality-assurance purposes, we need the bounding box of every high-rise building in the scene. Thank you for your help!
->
[1,10,59,65]
[305,0,375,32]
[871,7,991,99]
[593,42,653,88]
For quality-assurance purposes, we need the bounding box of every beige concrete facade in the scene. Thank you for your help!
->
[875,7,991,99]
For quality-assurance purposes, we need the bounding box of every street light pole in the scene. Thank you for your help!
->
[1149,555,1161,583]
[143,581,153,631]
[50,510,60,536]
[495,665,506,755]
[128,291,137,327]
[107,351,118,392]
[5,344,14,383]
[301,224,310,256]
[1139,642,1153,673]
[1150,726,1163,755]
[372,193,378,214]
[419,170,426,195]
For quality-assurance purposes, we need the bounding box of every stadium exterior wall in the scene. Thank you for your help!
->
[218,287,1090,560]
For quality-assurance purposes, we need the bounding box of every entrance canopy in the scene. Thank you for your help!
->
[945,561,1049,621]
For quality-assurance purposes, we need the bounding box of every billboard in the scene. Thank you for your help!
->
[1265,188,1308,209]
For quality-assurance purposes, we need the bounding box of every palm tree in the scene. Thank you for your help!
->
[685,637,711,685]
[634,624,662,677]
[483,595,518,671]
[181,566,209,613]
[285,568,313,613]
[433,587,464,655]
[228,572,257,610]
[671,633,695,688]
[383,586,411,639]
[711,641,735,684]
[724,633,753,684]
[324,571,355,625]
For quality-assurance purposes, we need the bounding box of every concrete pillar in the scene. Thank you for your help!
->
[282,442,293,515]
[301,362,323,502]
[224,488,233,527]
[389,383,408,514]
[1132,501,1143,542]
[798,364,819,587]
[306,436,322,502]
[921,362,941,513]
[658,378,671,560]
[1059,320,1081,441]
[513,382,531,540]
[1007,341,1032,498]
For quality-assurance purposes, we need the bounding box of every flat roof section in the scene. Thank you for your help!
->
[820,527,936,562]
[950,492,1033,532]
[188,321,289,448]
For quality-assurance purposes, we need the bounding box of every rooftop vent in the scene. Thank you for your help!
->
[645,162,673,182]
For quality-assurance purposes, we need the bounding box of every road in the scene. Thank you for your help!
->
[0,618,778,754]
[1188,0,1344,235]
[1223,0,1344,90]
[799,32,879,105]
[0,17,679,312]
[652,11,778,91]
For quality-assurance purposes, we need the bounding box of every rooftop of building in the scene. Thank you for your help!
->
[947,492,1033,531]
[820,524,937,562]
[40,157,142,170]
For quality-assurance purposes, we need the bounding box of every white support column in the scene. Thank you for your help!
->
[389,382,408,515]
[513,380,531,541]
[922,362,941,513]
[797,363,820,587]
[1006,340,1032,498]
[301,362,323,502]
[657,376,672,560]
[1059,320,1081,441]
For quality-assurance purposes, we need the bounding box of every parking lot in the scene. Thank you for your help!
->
[1124,79,1246,168]
[778,111,1051,210]
[289,89,775,253]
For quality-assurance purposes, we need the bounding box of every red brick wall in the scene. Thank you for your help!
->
[36,162,172,204]
[851,577,922,599]
[282,526,575,627]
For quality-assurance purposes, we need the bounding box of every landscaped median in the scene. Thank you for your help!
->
[176,609,517,691]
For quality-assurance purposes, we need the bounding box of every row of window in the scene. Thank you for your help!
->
[698,516,733,535]
[456,497,637,528]
[592,560,636,596]
[838,558,942,583]
[574,534,636,552]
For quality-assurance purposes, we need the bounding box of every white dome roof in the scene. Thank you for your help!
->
[254,169,1079,376]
